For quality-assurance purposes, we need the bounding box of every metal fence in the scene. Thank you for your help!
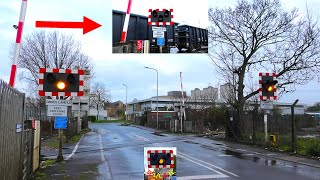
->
[0,80,25,180]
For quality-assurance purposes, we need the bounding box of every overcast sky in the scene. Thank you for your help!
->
[0,0,320,106]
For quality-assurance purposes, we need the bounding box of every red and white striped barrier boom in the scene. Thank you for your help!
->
[121,0,133,42]
[9,0,28,87]
[180,72,186,119]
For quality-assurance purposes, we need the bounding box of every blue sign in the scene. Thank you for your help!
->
[157,38,165,46]
[54,116,68,129]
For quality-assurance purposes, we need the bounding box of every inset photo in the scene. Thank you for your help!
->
[112,0,208,54]
[144,147,177,180]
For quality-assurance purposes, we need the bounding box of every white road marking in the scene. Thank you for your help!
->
[179,174,229,179]
[65,134,84,160]
[235,148,247,152]
[243,154,256,156]
[154,143,237,178]
[179,152,239,177]
[266,153,276,156]
[218,155,233,157]
[99,134,112,180]
[131,133,150,141]
[178,153,229,178]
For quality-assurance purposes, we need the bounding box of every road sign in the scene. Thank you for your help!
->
[46,99,72,106]
[54,116,68,129]
[153,31,164,38]
[157,38,165,46]
[137,40,143,51]
[152,27,166,31]
[16,123,23,133]
[47,106,68,116]
[260,100,274,109]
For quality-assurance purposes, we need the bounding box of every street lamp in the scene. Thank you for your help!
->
[122,84,128,124]
[96,89,101,121]
[144,66,159,129]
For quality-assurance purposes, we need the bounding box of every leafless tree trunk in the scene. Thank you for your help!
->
[209,0,320,138]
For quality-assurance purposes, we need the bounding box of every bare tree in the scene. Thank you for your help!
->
[209,0,320,138]
[90,82,111,110]
[12,30,94,91]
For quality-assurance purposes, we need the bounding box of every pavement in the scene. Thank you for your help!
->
[38,123,320,180]
[41,135,84,161]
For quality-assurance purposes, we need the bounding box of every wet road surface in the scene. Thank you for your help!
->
[55,123,320,180]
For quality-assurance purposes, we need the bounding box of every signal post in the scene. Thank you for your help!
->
[259,72,278,144]
[148,9,174,53]
[39,68,84,162]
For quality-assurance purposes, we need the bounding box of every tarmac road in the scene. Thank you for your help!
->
[43,123,320,180]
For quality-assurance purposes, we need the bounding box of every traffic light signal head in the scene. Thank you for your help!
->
[39,68,84,96]
[150,153,171,166]
[262,80,278,93]
[259,73,278,100]
[148,9,174,25]
[43,73,79,92]
[147,150,174,168]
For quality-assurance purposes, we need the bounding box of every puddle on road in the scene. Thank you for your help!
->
[183,140,199,144]
[151,132,166,136]
[223,149,295,168]
[224,149,244,159]
[212,143,223,146]
[200,144,221,151]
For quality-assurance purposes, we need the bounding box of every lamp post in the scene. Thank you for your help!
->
[122,84,128,124]
[97,90,100,121]
[144,66,158,129]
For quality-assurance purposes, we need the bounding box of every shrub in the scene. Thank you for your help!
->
[306,141,320,157]
[89,116,97,122]
[279,145,292,152]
